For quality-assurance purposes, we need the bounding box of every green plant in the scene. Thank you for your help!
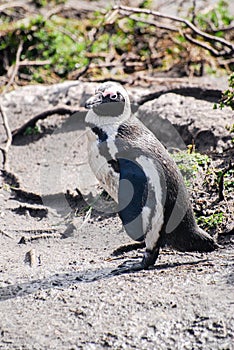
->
[34,0,67,7]
[24,125,41,136]
[0,1,233,87]
[171,150,210,187]
[139,0,153,8]
[197,212,224,229]
[223,169,234,192]
[195,0,234,34]
[0,14,89,83]
[214,73,234,110]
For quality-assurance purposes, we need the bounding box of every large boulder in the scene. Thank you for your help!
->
[137,93,233,152]
[0,80,233,199]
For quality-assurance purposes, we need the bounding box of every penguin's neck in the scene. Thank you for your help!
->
[91,126,108,143]
[90,124,120,144]
[86,109,131,142]
[86,98,131,127]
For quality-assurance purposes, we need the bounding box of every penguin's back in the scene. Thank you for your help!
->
[116,118,217,252]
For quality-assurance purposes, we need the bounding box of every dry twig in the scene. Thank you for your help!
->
[17,59,51,67]
[5,39,23,92]
[69,8,115,80]
[184,33,226,57]
[12,105,80,139]
[0,104,12,171]
[218,161,234,201]
[70,26,102,80]
[19,233,61,244]
[24,249,37,267]
[0,2,31,13]
[129,14,178,32]
[17,228,57,234]
[0,229,14,239]
[114,5,234,56]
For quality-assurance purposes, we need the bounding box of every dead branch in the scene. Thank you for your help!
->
[218,161,234,201]
[17,228,57,234]
[88,61,146,70]
[71,7,117,80]
[129,14,178,32]
[218,57,234,65]
[0,104,12,171]
[0,229,14,239]
[17,59,51,67]
[24,249,37,267]
[191,0,197,25]
[184,34,224,57]
[11,105,80,139]
[213,25,234,33]
[44,4,67,19]
[56,26,79,42]
[85,52,110,59]
[0,2,31,13]
[114,5,234,55]
[19,233,61,244]
[73,48,162,79]
[5,39,23,92]
[71,26,102,80]
[44,2,104,20]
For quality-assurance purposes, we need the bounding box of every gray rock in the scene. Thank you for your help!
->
[0,80,233,198]
[137,93,233,152]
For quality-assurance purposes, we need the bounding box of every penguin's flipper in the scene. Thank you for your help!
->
[117,158,148,243]
[115,157,161,273]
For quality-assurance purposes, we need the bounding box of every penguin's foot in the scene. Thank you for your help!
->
[111,261,146,275]
[111,248,160,275]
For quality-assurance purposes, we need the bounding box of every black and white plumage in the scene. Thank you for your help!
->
[85,81,217,272]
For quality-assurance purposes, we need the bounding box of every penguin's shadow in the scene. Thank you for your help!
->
[0,258,208,302]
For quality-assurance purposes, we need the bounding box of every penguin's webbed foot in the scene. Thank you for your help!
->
[111,261,145,275]
[111,249,159,276]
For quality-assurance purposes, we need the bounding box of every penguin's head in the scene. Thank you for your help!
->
[85,82,131,126]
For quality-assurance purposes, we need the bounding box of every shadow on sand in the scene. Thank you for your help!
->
[0,258,208,302]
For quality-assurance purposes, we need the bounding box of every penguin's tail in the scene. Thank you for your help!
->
[189,227,219,252]
[169,226,219,253]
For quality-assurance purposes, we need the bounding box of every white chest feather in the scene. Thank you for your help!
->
[86,128,119,202]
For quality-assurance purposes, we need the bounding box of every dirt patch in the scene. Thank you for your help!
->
[0,79,233,349]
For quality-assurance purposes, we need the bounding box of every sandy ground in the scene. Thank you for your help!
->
[0,79,233,349]
[0,202,233,349]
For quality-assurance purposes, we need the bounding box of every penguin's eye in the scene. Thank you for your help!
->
[110,93,118,100]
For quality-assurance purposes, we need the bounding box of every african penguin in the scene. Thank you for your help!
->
[85,81,218,272]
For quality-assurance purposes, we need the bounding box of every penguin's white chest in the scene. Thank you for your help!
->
[86,128,119,202]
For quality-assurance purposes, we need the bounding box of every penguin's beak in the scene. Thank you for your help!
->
[85,93,103,109]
